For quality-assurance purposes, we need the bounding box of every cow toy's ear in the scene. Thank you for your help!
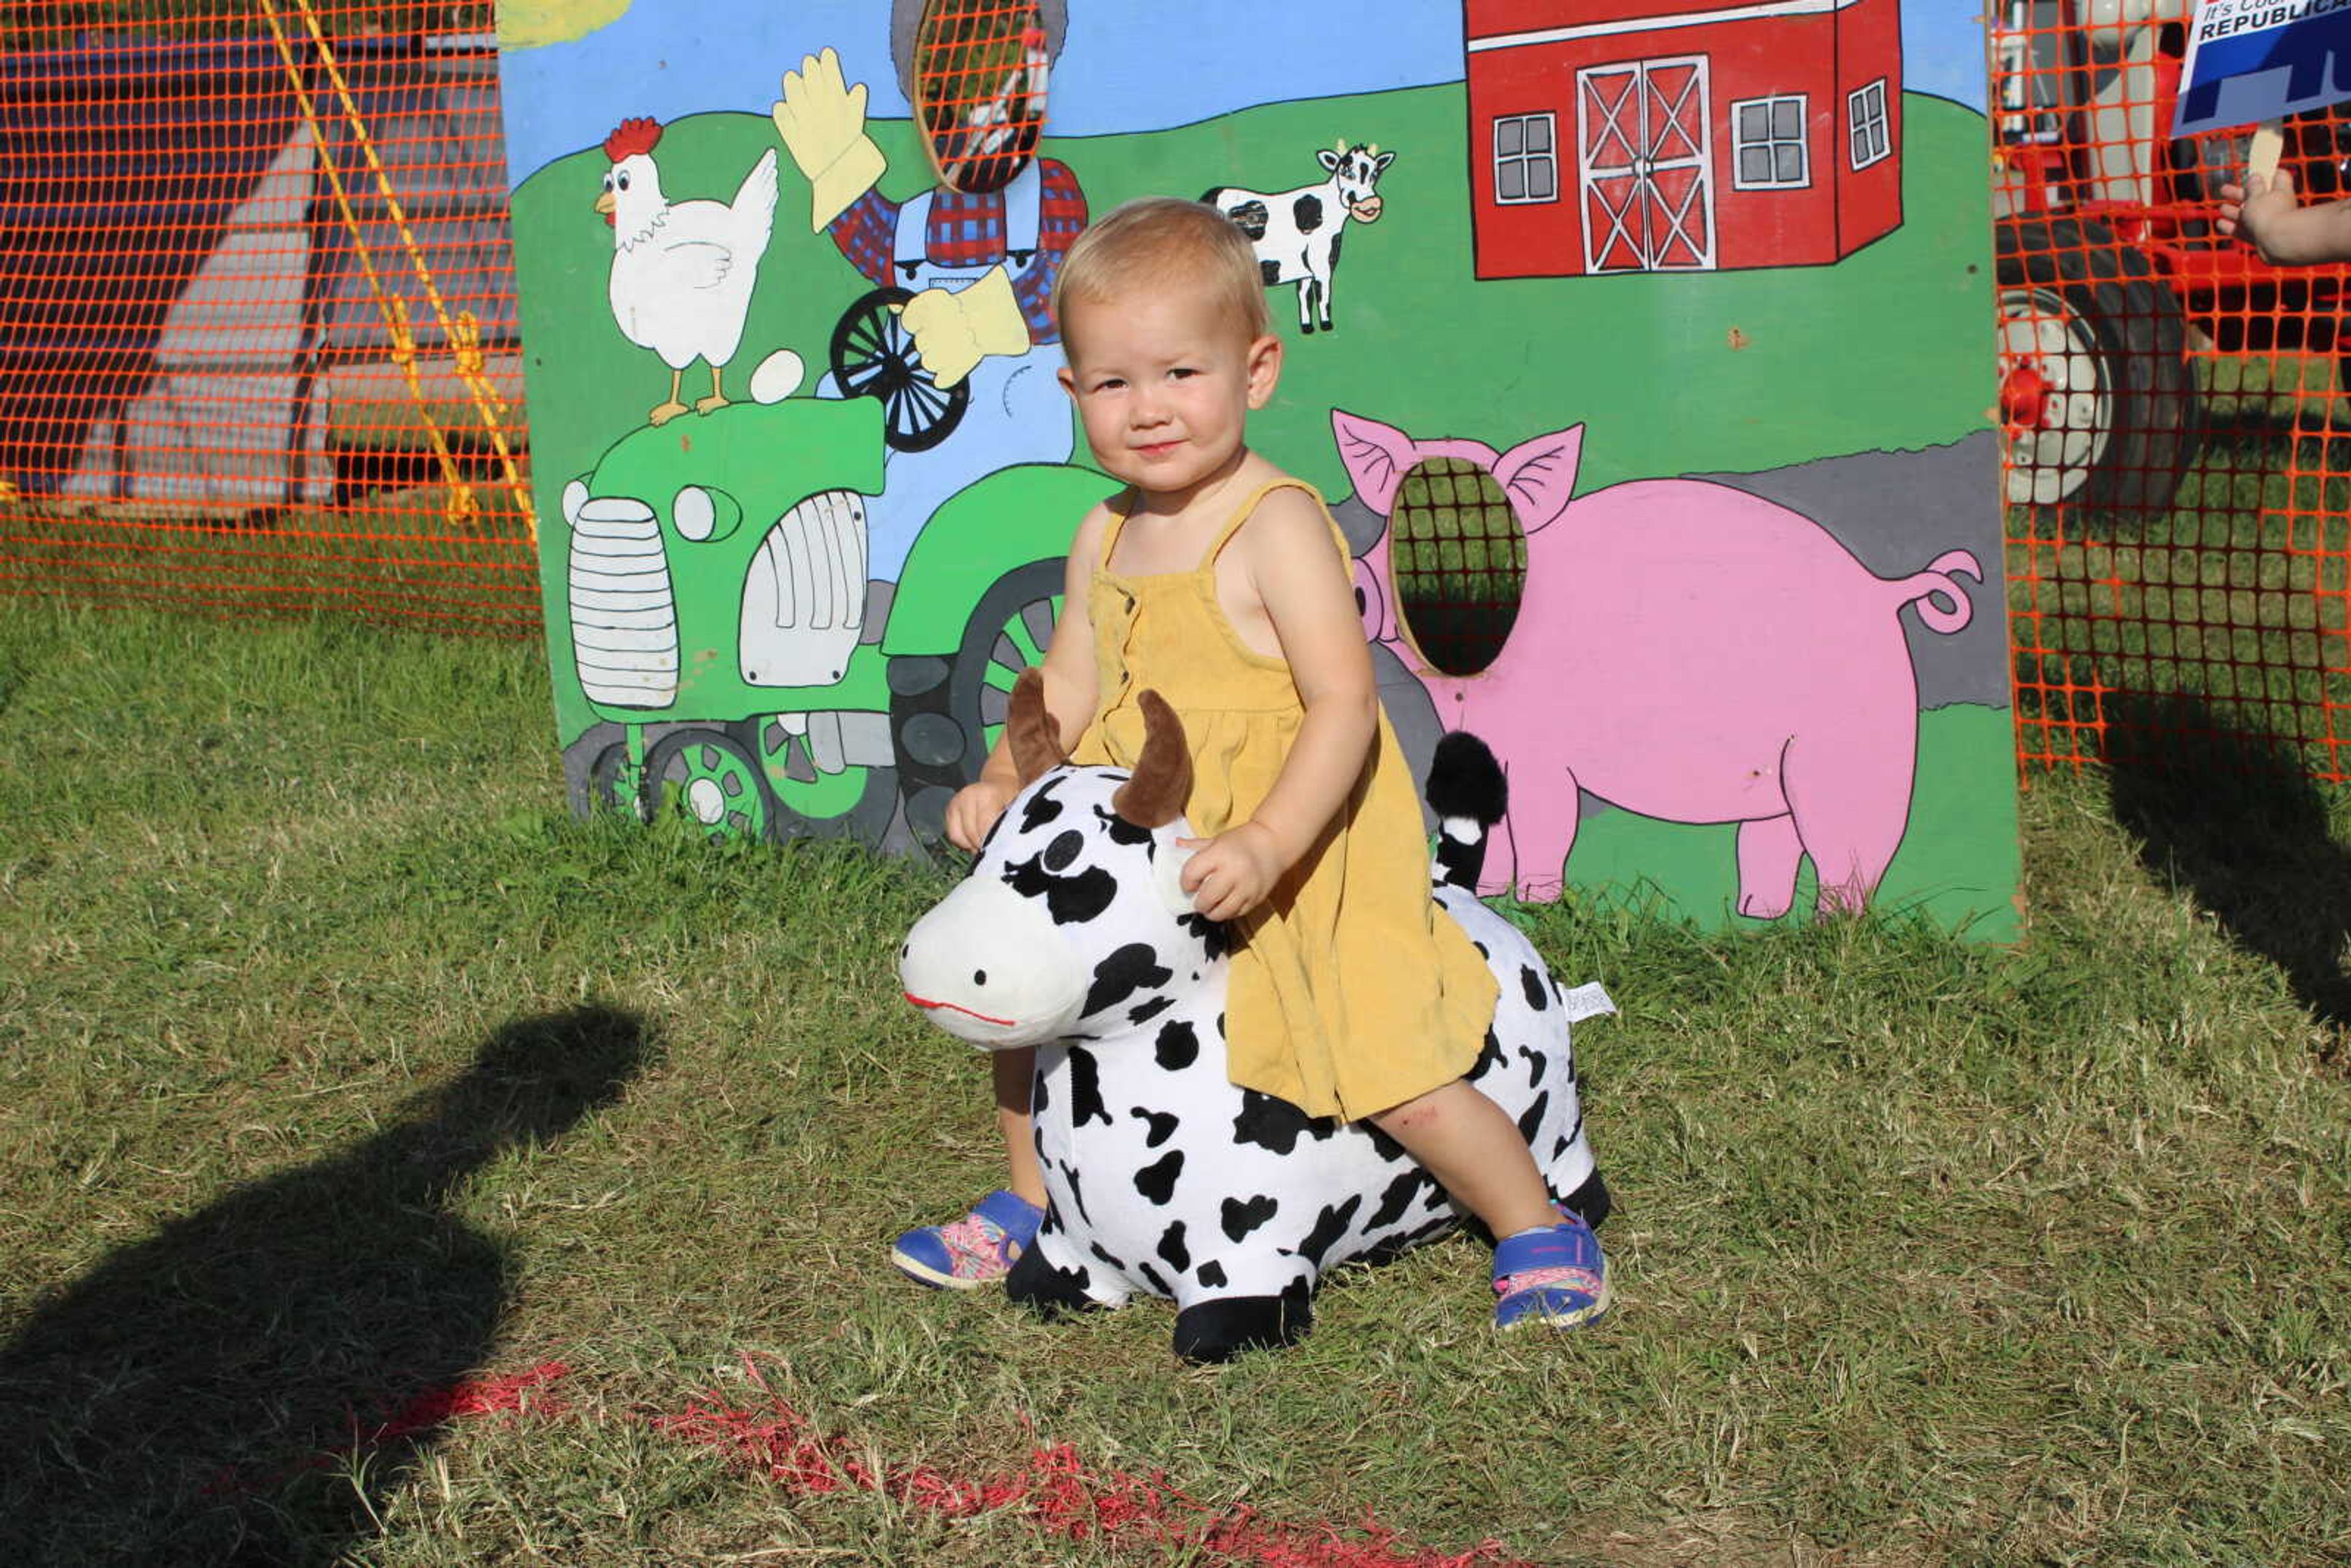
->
[1111,689,1191,827]
[1007,666,1067,786]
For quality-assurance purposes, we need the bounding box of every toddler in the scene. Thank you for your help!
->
[888,197,1605,1330]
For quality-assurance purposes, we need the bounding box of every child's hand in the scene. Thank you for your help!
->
[1177,822,1286,921]
[945,778,1018,852]
[2218,170,2306,261]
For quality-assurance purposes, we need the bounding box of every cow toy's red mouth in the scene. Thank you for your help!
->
[903,991,1018,1028]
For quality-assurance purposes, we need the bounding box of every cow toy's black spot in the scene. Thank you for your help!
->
[1003,852,1116,925]
[1158,1221,1191,1273]
[1232,1090,1336,1156]
[1197,1260,1228,1289]
[1138,1261,1174,1297]
[1518,1045,1550,1085]
[1515,1089,1552,1143]
[1134,1148,1184,1206]
[1154,1019,1199,1070]
[1130,1108,1180,1149]
[1367,1168,1423,1231]
[1292,1195,1362,1269]
[1042,828,1083,871]
[1082,943,1172,1018]
[1521,966,1550,1011]
[1091,803,1153,847]
[1179,911,1231,960]
[1018,782,1065,832]
[1067,1046,1111,1128]
[1221,1194,1280,1242]
[1128,995,1174,1027]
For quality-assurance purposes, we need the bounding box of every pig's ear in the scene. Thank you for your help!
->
[1331,409,1416,517]
[1493,425,1585,533]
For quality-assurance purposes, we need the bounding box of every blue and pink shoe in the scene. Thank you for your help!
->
[1492,1210,1609,1330]
[890,1189,1044,1289]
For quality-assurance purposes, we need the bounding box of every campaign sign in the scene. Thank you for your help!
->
[2175,0,2351,136]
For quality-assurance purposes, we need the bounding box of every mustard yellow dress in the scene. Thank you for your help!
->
[1071,477,1499,1122]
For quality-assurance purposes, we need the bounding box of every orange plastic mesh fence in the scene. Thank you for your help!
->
[11,4,2351,786]
[0,1,534,636]
[912,0,1049,195]
[1994,1,2351,779]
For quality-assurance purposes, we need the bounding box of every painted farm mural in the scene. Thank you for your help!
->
[497,0,2017,937]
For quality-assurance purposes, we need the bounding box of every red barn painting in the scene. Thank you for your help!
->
[1464,0,1904,277]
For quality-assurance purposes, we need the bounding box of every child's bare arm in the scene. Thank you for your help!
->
[2218,170,2351,265]
[947,504,1107,849]
[1180,489,1377,918]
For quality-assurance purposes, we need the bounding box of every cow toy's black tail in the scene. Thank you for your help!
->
[1425,731,1507,890]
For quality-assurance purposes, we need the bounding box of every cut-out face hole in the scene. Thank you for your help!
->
[1389,457,1526,677]
[913,0,1049,193]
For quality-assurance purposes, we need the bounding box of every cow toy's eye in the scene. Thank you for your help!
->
[1042,829,1082,871]
[973,970,988,986]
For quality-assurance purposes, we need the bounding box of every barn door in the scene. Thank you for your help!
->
[1576,56,1716,274]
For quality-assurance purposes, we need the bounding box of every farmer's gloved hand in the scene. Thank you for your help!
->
[899,267,1032,388]
[773,47,887,231]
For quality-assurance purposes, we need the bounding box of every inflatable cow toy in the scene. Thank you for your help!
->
[899,670,1608,1363]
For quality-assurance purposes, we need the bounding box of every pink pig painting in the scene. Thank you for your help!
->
[1333,410,1984,915]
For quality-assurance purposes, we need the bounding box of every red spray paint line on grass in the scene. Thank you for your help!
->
[312,1358,1534,1567]
[653,1354,1538,1568]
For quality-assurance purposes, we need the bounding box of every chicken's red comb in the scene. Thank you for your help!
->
[602,117,662,161]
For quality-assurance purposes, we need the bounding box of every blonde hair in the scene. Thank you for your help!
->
[1052,197,1271,353]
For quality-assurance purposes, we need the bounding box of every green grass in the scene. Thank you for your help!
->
[1,598,2347,1563]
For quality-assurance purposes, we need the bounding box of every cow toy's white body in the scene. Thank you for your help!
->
[899,692,1606,1361]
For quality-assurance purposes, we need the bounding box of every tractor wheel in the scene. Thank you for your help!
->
[889,558,1065,854]
[643,727,771,845]
[731,713,900,847]
[587,740,648,820]
[830,285,972,454]
[1995,216,2200,513]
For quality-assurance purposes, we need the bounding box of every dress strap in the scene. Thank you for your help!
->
[1095,487,1139,573]
[1201,476,1326,569]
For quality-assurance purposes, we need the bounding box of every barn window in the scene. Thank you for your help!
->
[1847,78,1890,170]
[1492,113,1558,204]
[1730,95,1809,190]
[1388,457,1527,677]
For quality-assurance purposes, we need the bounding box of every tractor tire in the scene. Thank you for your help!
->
[888,558,1065,857]
[1996,216,2200,514]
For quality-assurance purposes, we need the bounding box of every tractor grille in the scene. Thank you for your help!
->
[569,495,680,708]
[741,489,867,687]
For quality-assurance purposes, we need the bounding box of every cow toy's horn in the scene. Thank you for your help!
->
[1007,667,1067,786]
[1111,690,1191,828]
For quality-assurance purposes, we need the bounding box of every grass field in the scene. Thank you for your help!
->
[1,595,2347,1565]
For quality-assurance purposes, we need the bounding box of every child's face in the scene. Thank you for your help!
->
[1057,282,1281,502]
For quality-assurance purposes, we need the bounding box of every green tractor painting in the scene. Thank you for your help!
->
[557,354,1106,853]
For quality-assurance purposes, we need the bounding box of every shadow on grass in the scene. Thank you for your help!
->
[0,1005,651,1565]
[2104,692,2351,1042]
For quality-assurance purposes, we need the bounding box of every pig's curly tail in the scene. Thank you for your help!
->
[1895,549,1981,634]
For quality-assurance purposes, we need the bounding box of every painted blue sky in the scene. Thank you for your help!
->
[499,0,1989,189]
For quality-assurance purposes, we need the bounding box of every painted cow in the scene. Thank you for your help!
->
[1334,409,1983,915]
[899,672,1606,1363]
[1203,141,1393,334]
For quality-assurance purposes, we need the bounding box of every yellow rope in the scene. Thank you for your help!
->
[257,0,533,539]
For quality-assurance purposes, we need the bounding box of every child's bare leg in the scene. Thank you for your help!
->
[1368,1078,1556,1237]
[994,1045,1048,1209]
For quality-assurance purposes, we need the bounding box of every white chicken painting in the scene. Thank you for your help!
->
[596,116,781,426]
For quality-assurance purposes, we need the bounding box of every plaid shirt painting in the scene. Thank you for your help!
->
[825,158,1087,344]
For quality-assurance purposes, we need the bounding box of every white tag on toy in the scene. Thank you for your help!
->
[1153,841,1199,917]
[1560,982,1616,1023]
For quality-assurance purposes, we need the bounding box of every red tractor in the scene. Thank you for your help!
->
[1992,0,2351,510]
